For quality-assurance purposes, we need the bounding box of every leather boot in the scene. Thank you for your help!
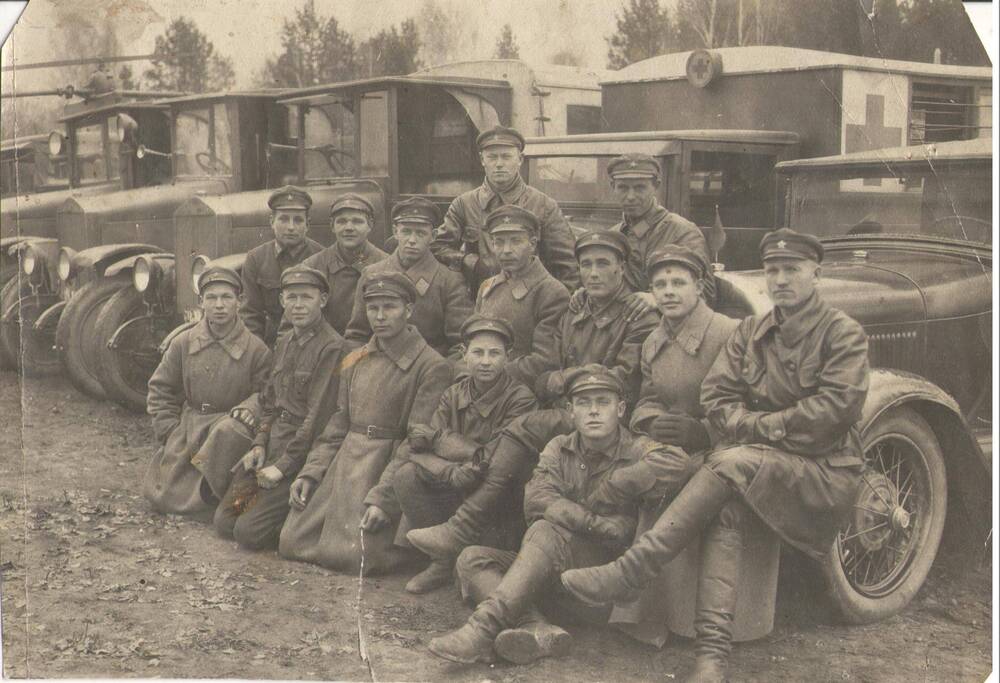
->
[405,559,454,594]
[494,606,572,664]
[428,623,496,664]
[561,468,731,606]
[686,514,744,683]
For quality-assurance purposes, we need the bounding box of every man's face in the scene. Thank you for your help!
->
[199,282,240,327]
[490,231,537,274]
[463,331,509,386]
[271,208,309,248]
[764,258,820,311]
[650,264,702,322]
[365,296,412,339]
[571,388,625,442]
[393,221,434,264]
[612,177,658,219]
[331,209,372,250]
[480,145,523,187]
[578,245,624,301]
[280,284,327,330]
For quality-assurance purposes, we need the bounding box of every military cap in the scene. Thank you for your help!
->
[760,228,824,264]
[574,230,630,261]
[460,314,515,347]
[198,265,242,295]
[607,153,661,181]
[362,271,418,303]
[392,196,440,226]
[485,204,539,237]
[280,263,329,293]
[330,193,374,219]
[476,125,525,151]
[646,245,708,280]
[268,185,313,211]
[564,363,625,398]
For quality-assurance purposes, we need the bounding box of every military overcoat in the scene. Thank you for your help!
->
[241,238,324,344]
[301,241,389,334]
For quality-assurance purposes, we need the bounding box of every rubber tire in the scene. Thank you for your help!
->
[93,286,167,413]
[0,277,21,370]
[55,276,131,400]
[823,406,947,624]
[0,277,62,376]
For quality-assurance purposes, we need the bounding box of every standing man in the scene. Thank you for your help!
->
[302,193,388,335]
[144,267,271,516]
[214,265,344,551]
[278,272,452,575]
[473,205,569,390]
[561,229,869,682]
[431,125,579,293]
[427,365,689,665]
[242,186,324,345]
[346,197,472,359]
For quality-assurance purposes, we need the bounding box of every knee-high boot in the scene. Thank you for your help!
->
[561,467,732,606]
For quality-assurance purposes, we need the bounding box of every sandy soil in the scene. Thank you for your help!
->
[0,374,992,682]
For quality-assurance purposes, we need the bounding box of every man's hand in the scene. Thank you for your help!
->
[289,477,314,509]
[649,413,710,452]
[232,445,266,474]
[408,424,439,453]
[359,505,390,532]
[623,291,657,322]
[230,407,257,430]
[587,514,631,544]
[567,287,587,314]
[544,371,566,398]
[256,465,283,489]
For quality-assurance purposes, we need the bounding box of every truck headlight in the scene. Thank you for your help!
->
[57,247,76,281]
[133,256,154,293]
[191,255,209,295]
[21,247,37,276]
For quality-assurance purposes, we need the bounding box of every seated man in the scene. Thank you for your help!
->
[214,265,344,550]
[277,272,452,575]
[428,365,689,665]
[345,196,472,359]
[561,229,870,682]
[144,267,271,516]
[473,204,570,390]
[367,315,537,594]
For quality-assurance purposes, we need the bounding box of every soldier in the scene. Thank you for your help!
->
[302,193,389,335]
[473,204,569,390]
[427,365,689,665]
[345,197,472,359]
[573,154,714,320]
[278,272,452,575]
[561,229,870,682]
[430,125,579,293]
[143,267,271,516]
[367,315,537,595]
[213,265,345,550]
[241,186,324,345]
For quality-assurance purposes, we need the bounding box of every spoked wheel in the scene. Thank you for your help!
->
[0,278,62,375]
[824,406,947,624]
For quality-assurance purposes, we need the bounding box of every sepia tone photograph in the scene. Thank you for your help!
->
[0,0,993,680]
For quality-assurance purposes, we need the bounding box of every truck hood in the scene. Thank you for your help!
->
[0,184,109,234]
[58,179,230,222]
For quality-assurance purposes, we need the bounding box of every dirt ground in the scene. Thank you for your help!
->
[0,373,992,682]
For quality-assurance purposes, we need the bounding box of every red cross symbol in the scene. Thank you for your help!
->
[845,94,902,186]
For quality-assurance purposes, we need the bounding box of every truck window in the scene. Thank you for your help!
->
[359,91,389,177]
[174,107,233,177]
[75,121,109,184]
[303,99,356,179]
[526,156,619,204]
[689,151,777,228]
[106,115,122,181]
[398,87,479,195]
[566,105,602,135]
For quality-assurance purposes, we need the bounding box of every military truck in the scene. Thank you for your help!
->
[1,134,69,198]
[90,62,609,411]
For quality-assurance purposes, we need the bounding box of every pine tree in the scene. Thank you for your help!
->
[143,17,235,93]
[494,24,520,59]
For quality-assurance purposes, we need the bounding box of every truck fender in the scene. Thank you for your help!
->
[104,252,174,279]
[70,243,161,276]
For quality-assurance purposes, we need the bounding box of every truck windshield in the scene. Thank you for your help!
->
[526,156,620,204]
[302,98,357,179]
[789,165,992,245]
[174,104,233,177]
[75,119,119,185]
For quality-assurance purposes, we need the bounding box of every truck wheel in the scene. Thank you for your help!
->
[94,286,170,412]
[0,277,21,369]
[823,406,947,624]
[0,277,61,376]
[55,276,130,399]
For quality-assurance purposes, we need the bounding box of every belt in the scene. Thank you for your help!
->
[278,409,304,426]
[349,423,404,440]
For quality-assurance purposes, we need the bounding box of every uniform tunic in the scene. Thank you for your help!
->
[302,241,389,335]
[611,204,713,299]
[214,319,345,547]
[344,248,472,359]
[701,291,870,560]
[143,318,271,515]
[535,283,658,406]
[278,326,452,575]
[474,256,570,390]
[431,174,580,292]
[241,238,324,344]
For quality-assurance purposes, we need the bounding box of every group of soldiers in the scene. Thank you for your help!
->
[141,124,870,682]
